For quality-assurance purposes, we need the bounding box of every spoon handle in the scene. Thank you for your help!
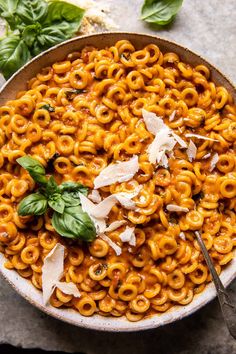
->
[195,231,236,339]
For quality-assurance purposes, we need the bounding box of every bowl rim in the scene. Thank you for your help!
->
[0,31,235,332]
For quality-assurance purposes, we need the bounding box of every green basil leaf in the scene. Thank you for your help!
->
[32,20,82,56]
[0,35,31,79]
[32,22,70,55]
[45,175,60,196]
[52,206,96,241]
[61,193,80,207]
[16,0,48,25]
[43,1,85,26]
[59,182,88,207]
[18,193,48,216]
[48,198,65,214]
[0,0,20,30]
[22,23,42,48]
[31,1,85,55]
[41,103,55,112]
[141,0,183,25]
[17,155,48,185]
[59,182,88,196]
[65,89,87,101]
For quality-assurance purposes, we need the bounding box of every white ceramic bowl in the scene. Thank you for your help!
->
[0,32,235,332]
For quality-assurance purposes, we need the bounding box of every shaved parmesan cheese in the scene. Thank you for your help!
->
[94,156,139,189]
[115,188,142,210]
[186,140,197,162]
[100,234,122,256]
[105,220,127,233]
[158,150,169,168]
[209,153,219,172]
[88,189,102,203]
[80,189,140,234]
[169,110,176,122]
[166,204,189,212]
[142,109,165,134]
[172,132,187,148]
[56,282,80,298]
[119,227,136,246]
[42,244,80,305]
[142,110,188,167]
[179,232,186,241]
[185,133,218,142]
[148,132,176,165]
[42,244,65,305]
[203,153,211,159]
[89,193,137,219]
[79,193,106,233]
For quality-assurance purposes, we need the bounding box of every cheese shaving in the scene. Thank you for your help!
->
[56,282,81,298]
[88,189,102,203]
[42,244,64,305]
[186,140,197,162]
[148,131,176,165]
[209,153,219,172]
[203,153,211,159]
[179,232,186,241]
[105,220,127,233]
[169,110,176,122]
[80,189,140,234]
[166,204,189,212]
[93,155,139,189]
[42,244,80,305]
[172,132,187,148]
[119,227,136,246]
[79,193,106,233]
[100,234,122,256]
[142,109,165,134]
[185,133,218,142]
[142,109,187,167]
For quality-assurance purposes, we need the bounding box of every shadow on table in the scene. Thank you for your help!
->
[0,345,83,354]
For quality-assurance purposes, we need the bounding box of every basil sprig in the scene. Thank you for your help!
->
[141,0,183,26]
[18,193,48,216]
[17,156,48,185]
[16,156,96,242]
[0,0,85,79]
[52,206,96,242]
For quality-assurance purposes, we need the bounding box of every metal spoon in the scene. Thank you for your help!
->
[195,231,236,339]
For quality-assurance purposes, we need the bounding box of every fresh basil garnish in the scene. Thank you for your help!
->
[60,182,88,207]
[45,176,59,195]
[52,205,96,242]
[65,89,87,101]
[16,155,96,242]
[141,0,183,26]
[59,182,88,197]
[48,197,65,214]
[41,104,55,112]
[0,0,85,79]
[18,193,48,216]
[16,0,48,25]
[22,23,42,48]
[17,156,48,185]
[0,0,21,30]
[0,35,31,79]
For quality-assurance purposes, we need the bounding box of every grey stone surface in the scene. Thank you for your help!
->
[0,0,236,353]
